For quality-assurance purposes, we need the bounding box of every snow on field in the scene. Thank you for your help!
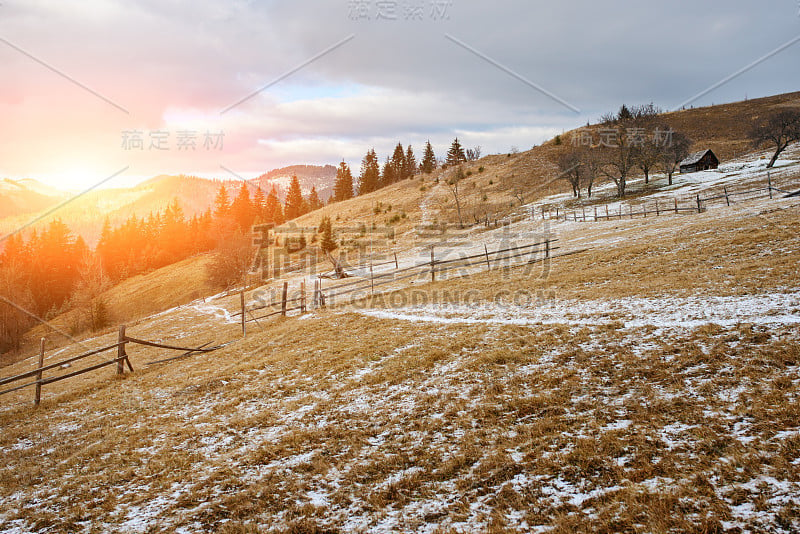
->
[355,290,800,330]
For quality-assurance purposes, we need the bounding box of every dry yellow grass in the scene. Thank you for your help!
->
[1,191,799,532]
[2,93,800,533]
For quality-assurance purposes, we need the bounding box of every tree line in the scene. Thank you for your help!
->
[561,103,800,199]
[330,138,480,202]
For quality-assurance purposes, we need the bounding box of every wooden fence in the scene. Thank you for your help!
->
[237,239,556,334]
[538,174,797,223]
[0,326,223,407]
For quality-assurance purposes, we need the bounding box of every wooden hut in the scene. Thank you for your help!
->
[680,149,719,173]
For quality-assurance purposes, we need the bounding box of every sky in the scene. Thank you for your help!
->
[1,0,799,190]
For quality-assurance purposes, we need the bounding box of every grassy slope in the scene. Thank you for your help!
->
[1,254,217,368]
[0,196,798,532]
[2,92,800,532]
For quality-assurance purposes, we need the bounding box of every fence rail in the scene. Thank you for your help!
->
[0,326,225,407]
[236,239,556,334]
[538,174,798,223]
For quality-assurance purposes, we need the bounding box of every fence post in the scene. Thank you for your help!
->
[656,201,660,216]
[394,252,399,270]
[369,264,374,296]
[301,281,306,313]
[430,247,436,282]
[696,194,702,213]
[605,205,609,220]
[768,172,773,199]
[582,207,586,221]
[674,198,678,213]
[281,282,288,316]
[117,325,126,375]
[555,207,559,219]
[318,279,326,309]
[724,187,730,206]
[545,239,550,258]
[34,338,45,406]
[484,244,491,270]
[240,290,246,337]
[594,207,597,221]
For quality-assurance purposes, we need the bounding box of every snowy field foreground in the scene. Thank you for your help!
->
[1,151,800,533]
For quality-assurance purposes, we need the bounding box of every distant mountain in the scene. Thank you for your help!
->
[254,164,338,200]
[0,178,63,219]
[0,164,338,247]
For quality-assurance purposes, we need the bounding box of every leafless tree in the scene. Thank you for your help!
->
[599,123,637,198]
[558,151,583,198]
[579,146,603,198]
[749,109,800,168]
[465,146,482,161]
[659,130,692,185]
[446,166,466,228]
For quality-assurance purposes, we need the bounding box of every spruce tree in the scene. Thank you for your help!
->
[381,156,396,188]
[405,145,417,178]
[213,184,231,218]
[446,138,467,167]
[319,216,336,253]
[391,143,406,180]
[421,140,436,174]
[252,186,267,222]
[307,186,323,211]
[284,175,305,220]
[333,161,354,202]
[265,186,284,225]
[358,148,381,194]
[231,183,255,231]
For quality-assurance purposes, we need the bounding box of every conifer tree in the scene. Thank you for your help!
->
[381,156,396,188]
[358,148,381,195]
[214,184,231,218]
[264,186,285,225]
[318,216,336,253]
[421,140,437,174]
[284,175,306,220]
[252,186,267,222]
[446,138,467,167]
[307,186,323,211]
[333,161,354,202]
[391,143,406,181]
[405,145,417,178]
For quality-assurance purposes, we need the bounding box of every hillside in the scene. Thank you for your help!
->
[1,93,800,532]
[1,155,798,531]
[0,179,63,219]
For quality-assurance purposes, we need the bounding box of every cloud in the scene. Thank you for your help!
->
[1,0,798,188]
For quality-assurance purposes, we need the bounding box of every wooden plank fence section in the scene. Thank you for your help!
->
[236,238,557,335]
[0,329,225,407]
[538,175,797,224]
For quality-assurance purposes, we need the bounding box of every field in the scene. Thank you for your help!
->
[1,134,800,532]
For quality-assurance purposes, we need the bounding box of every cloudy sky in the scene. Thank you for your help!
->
[1,0,799,189]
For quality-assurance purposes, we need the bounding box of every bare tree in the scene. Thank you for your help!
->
[465,146,482,161]
[446,166,466,228]
[749,109,800,168]
[630,104,663,184]
[599,123,637,198]
[558,151,583,198]
[579,146,603,198]
[659,130,692,185]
